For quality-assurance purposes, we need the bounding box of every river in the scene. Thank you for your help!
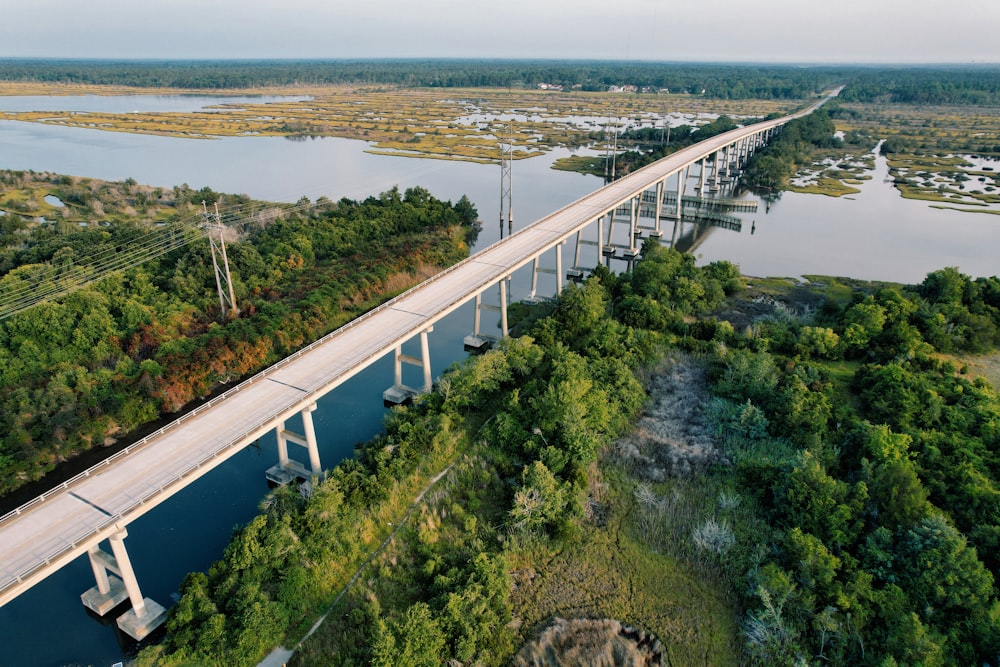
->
[0,94,998,667]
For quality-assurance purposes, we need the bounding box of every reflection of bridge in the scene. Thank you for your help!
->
[0,90,837,639]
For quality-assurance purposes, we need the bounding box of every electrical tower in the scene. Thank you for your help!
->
[604,111,620,183]
[499,122,513,238]
[202,201,238,320]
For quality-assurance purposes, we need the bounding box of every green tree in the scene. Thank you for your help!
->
[372,603,447,667]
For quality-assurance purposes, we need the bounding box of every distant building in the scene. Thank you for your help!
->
[537,83,563,91]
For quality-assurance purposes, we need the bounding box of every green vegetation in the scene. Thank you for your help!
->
[0,171,477,497]
[136,240,1000,666]
[741,110,843,192]
[838,67,1000,106]
[0,60,841,98]
[136,243,746,665]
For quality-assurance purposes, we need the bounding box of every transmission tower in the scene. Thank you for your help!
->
[499,122,513,238]
[604,111,620,183]
[202,201,238,320]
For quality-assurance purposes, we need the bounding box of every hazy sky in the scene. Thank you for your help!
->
[2,0,997,63]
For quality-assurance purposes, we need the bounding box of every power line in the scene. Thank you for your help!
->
[0,189,379,321]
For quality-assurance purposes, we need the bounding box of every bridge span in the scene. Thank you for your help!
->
[0,90,837,638]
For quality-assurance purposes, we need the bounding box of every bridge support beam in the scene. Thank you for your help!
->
[527,241,565,301]
[569,229,588,281]
[698,158,707,193]
[464,277,510,350]
[266,403,322,485]
[598,213,608,265]
[653,181,664,236]
[628,197,639,256]
[384,327,434,405]
[81,529,167,640]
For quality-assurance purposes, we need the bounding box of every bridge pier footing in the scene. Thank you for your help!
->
[266,403,323,486]
[464,277,509,351]
[81,530,167,641]
[384,327,434,405]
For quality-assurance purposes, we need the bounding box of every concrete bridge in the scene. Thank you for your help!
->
[0,90,837,639]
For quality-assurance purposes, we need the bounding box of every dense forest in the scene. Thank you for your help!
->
[136,240,1000,665]
[0,59,833,97]
[0,172,477,497]
[3,59,999,104]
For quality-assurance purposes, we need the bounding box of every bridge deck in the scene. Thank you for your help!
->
[0,92,836,606]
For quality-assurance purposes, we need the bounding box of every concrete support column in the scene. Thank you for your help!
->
[499,277,509,337]
[573,230,583,268]
[556,241,564,293]
[473,292,482,336]
[109,531,144,617]
[300,403,321,476]
[393,344,403,388]
[676,166,689,219]
[106,529,167,640]
[698,157,707,192]
[385,326,434,404]
[88,547,112,596]
[419,329,432,392]
[528,256,540,299]
[597,215,604,258]
[629,196,638,252]
[275,419,289,467]
[464,292,501,351]
[654,181,664,233]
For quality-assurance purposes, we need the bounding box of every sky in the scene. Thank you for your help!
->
[2,0,997,64]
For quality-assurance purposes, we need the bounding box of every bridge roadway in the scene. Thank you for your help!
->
[0,91,836,610]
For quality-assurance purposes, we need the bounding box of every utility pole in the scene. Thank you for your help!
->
[202,201,238,320]
[604,109,620,183]
[499,122,513,238]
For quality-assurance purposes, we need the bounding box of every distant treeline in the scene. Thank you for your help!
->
[837,67,1000,105]
[0,59,829,97]
[4,60,996,104]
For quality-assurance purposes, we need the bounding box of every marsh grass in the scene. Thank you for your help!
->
[2,83,797,165]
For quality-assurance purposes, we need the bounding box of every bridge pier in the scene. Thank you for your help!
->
[527,240,565,302]
[711,149,723,191]
[569,227,597,281]
[384,327,434,405]
[266,403,323,485]
[464,278,510,350]
[604,196,641,262]
[653,181,664,235]
[81,529,167,640]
